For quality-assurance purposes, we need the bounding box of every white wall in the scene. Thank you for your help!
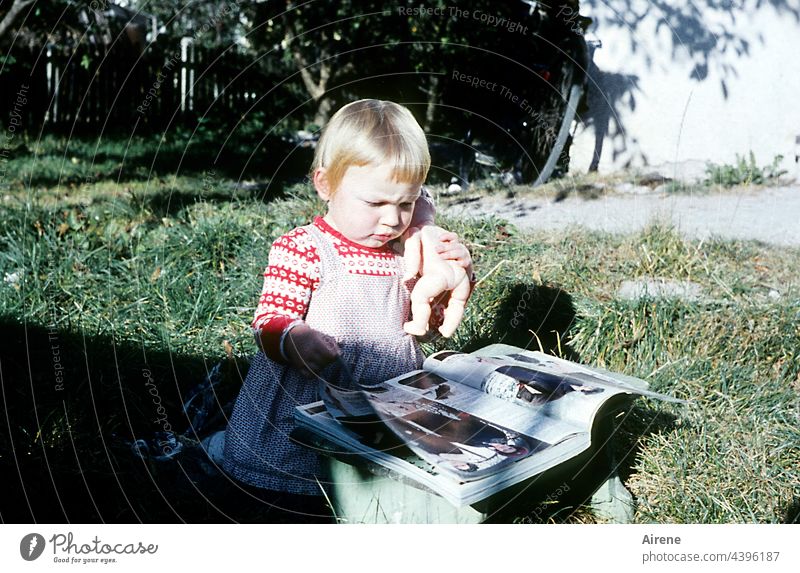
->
[570,0,800,180]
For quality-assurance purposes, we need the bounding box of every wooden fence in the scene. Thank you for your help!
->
[2,39,284,133]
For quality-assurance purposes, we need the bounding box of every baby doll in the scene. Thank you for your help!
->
[403,225,471,337]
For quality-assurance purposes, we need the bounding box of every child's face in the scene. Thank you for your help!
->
[317,163,421,248]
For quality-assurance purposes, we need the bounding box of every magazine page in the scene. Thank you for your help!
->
[295,401,420,467]
[295,399,590,507]
[363,374,583,482]
[423,351,623,427]
[294,401,553,507]
[294,402,463,499]
[482,348,687,404]
[384,370,583,445]
[318,379,376,419]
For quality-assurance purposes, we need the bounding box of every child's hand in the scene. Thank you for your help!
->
[284,323,340,379]
[434,230,473,271]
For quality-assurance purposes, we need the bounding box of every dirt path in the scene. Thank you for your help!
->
[442,185,800,247]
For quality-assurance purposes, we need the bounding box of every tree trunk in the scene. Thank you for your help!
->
[284,21,336,127]
[0,0,35,41]
[313,96,333,128]
[423,75,440,133]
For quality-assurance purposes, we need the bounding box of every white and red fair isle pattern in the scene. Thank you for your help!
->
[253,216,409,362]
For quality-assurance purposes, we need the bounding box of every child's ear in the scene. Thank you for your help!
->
[313,168,331,201]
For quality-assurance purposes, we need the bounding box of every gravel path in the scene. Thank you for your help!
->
[442,185,800,247]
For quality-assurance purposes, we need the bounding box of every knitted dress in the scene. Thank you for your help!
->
[223,217,424,495]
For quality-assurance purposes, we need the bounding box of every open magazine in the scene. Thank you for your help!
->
[294,344,685,507]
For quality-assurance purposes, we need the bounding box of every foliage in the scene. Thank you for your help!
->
[704,153,787,187]
[132,0,249,50]
[244,1,583,139]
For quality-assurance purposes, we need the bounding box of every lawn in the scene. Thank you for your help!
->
[1,138,798,523]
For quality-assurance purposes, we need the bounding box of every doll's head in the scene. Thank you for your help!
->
[311,99,430,196]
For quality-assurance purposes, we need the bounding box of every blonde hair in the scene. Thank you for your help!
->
[311,99,430,195]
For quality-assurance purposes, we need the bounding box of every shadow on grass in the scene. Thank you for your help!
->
[783,499,800,524]
[463,282,580,359]
[14,135,313,192]
[142,188,257,218]
[0,317,276,523]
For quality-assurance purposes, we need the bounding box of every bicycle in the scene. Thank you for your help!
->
[429,1,600,188]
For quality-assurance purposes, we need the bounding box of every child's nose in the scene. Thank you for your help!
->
[380,206,402,227]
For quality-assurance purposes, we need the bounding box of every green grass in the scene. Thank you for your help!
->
[1,144,798,522]
[0,129,306,190]
[2,133,203,188]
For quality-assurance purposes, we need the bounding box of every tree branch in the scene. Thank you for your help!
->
[284,16,326,101]
[0,0,36,41]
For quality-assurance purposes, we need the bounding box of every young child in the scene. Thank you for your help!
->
[222,99,473,521]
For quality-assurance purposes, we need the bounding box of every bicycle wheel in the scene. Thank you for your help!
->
[533,42,586,186]
[516,34,587,186]
[423,1,589,187]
